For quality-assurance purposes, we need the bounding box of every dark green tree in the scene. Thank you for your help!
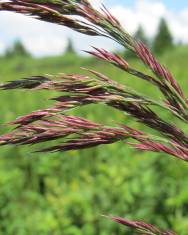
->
[125,25,149,58]
[5,40,30,58]
[65,38,75,54]
[153,18,174,55]
[134,25,149,46]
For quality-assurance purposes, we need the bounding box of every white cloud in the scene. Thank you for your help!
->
[0,0,188,56]
[0,12,71,56]
[167,9,188,44]
[22,36,67,56]
[110,0,188,43]
[110,1,166,36]
[0,10,116,56]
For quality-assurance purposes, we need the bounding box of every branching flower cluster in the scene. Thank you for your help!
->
[108,216,177,235]
[0,0,187,234]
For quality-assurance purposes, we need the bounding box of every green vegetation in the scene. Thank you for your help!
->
[153,18,174,55]
[65,38,76,55]
[0,46,188,234]
[5,40,31,58]
[134,25,149,47]
[125,26,149,59]
[125,18,173,58]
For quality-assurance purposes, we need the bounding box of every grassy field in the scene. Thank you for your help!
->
[0,46,188,234]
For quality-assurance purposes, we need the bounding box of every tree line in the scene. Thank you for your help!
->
[1,18,175,58]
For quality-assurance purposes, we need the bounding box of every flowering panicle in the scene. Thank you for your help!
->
[0,112,118,150]
[1,69,188,160]
[135,42,188,118]
[0,114,128,151]
[109,216,177,235]
[87,47,188,121]
[1,107,187,161]
[122,125,188,161]
[85,47,129,70]
[1,72,188,149]
[0,1,187,233]
[1,1,187,118]
[1,69,188,162]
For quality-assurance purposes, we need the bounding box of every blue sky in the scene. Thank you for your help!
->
[0,0,187,56]
[160,0,188,10]
[108,0,187,10]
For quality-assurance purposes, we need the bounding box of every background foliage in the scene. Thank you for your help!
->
[0,17,188,234]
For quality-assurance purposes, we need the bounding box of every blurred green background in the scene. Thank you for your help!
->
[1,23,188,234]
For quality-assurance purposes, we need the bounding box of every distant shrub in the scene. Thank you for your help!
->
[65,38,76,55]
[153,18,174,55]
[5,40,31,58]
